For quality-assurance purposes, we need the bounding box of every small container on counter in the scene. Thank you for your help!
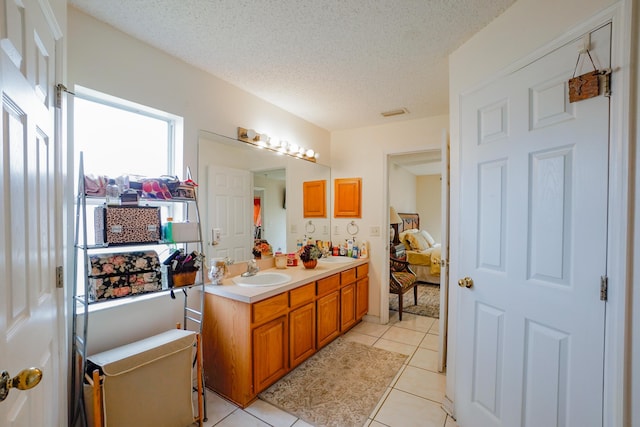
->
[275,252,287,269]
[287,253,298,266]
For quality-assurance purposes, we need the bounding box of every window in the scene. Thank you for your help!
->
[72,87,184,300]
[73,87,181,179]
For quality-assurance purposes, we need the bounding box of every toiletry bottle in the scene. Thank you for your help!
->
[360,240,368,258]
[105,178,120,205]
[163,217,173,243]
[347,238,353,258]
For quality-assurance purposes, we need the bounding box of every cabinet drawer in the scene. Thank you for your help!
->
[316,274,340,296]
[252,293,288,324]
[357,263,368,278]
[340,268,356,285]
[290,282,315,308]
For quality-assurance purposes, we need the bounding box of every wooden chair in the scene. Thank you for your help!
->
[390,243,418,321]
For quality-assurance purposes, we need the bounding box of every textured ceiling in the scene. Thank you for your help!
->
[68,0,515,131]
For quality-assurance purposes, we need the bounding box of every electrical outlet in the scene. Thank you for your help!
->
[323,225,329,234]
[291,224,298,234]
[370,226,380,237]
[333,225,340,235]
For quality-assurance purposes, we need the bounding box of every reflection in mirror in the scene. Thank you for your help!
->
[198,130,331,264]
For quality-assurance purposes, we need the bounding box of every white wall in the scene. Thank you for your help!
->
[68,7,330,349]
[331,115,449,320]
[448,0,630,422]
[388,163,416,214]
[416,175,442,242]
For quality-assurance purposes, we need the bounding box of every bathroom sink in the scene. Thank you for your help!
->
[318,256,355,264]
[232,272,292,287]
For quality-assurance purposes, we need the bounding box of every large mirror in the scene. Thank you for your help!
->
[198,130,331,263]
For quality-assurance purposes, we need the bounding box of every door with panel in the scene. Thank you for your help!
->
[0,0,63,425]
[456,25,610,426]
[205,165,252,262]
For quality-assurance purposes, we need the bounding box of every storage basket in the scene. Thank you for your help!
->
[171,270,198,287]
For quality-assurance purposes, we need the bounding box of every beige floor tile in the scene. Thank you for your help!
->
[291,419,314,427]
[247,399,297,427]
[351,320,391,337]
[409,348,439,372]
[394,313,436,333]
[373,338,418,356]
[368,421,387,427]
[420,333,439,350]
[343,331,379,346]
[373,389,447,427]
[394,365,446,403]
[381,325,426,346]
[214,409,270,427]
[368,386,394,418]
[201,391,238,426]
[445,415,460,427]
[428,321,440,336]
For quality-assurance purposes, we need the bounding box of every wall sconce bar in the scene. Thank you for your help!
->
[238,127,318,163]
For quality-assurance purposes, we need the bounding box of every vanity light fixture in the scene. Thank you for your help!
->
[238,127,318,163]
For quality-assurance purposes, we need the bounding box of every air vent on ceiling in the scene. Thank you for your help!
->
[381,108,409,118]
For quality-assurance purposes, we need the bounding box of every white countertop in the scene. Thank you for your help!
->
[204,257,368,303]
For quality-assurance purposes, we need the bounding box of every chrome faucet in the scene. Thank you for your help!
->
[241,259,259,277]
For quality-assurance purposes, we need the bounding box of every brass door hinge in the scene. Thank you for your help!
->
[56,266,63,289]
[55,84,74,108]
[600,275,608,301]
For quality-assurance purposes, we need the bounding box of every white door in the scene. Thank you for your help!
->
[438,129,449,372]
[456,25,610,427]
[205,165,252,262]
[0,0,63,426]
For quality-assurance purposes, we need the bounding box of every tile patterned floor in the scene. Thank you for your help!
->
[196,312,458,427]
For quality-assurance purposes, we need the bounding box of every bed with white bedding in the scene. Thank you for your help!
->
[396,213,440,285]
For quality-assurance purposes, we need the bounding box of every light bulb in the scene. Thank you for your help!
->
[306,149,315,158]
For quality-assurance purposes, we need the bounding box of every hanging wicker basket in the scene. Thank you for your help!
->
[172,270,198,287]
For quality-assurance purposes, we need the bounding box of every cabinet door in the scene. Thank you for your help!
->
[290,302,316,368]
[341,283,356,331]
[356,276,369,320]
[303,180,326,218]
[334,177,362,218]
[317,291,340,349]
[253,316,288,393]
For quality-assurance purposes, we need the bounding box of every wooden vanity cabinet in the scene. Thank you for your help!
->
[289,283,316,368]
[253,315,288,393]
[316,274,341,349]
[356,264,369,319]
[203,263,369,408]
[340,268,357,331]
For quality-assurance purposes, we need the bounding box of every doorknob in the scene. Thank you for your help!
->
[458,277,474,288]
[0,368,43,402]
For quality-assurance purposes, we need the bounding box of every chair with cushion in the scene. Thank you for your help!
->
[390,243,418,321]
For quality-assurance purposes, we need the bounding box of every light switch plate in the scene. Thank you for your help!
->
[291,224,298,234]
[370,226,380,237]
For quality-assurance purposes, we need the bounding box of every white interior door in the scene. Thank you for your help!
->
[205,165,252,262]
[438,128,449,372]
[0,0,63,425]
[456,25,610,427]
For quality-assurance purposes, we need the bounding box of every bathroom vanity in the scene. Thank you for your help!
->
[202,258,369,407]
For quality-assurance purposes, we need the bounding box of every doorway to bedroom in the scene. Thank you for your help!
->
[388,150,443,317]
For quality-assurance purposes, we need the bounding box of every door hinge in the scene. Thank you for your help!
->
[600,275,608,301]
[56,266,64,289]
[55,83,74,109]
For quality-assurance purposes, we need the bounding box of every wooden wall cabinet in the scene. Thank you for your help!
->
[303,180,326,217]
[334,177,362,218]
[202,263,368,408]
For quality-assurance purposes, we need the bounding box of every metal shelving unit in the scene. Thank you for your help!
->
[70,153,206,426]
